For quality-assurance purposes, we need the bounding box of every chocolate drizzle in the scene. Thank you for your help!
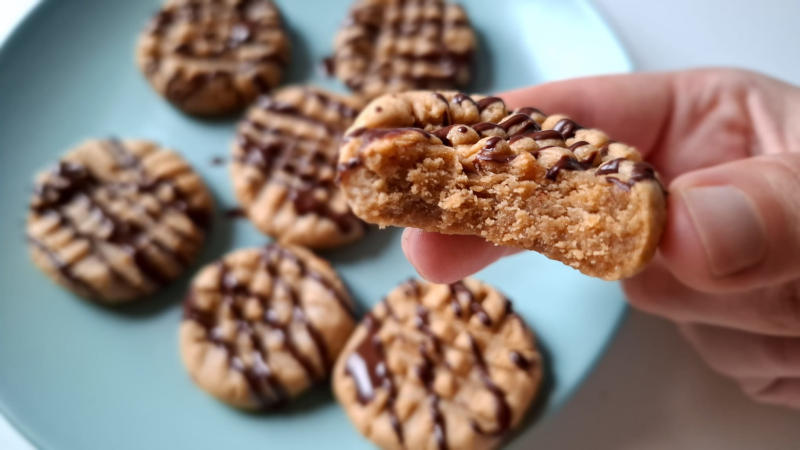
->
[449,281,492,327]
[545,154,597,181]
[476,96,504,112]
[468,336,512,436]
[346,126,437,146]
[476,136,516,164]
[435,92,452,126]
[344,312,404,443]
[236,91,364,233]
[510,351,533,370]
[183,244,352,408]
[472,122,503,136]
[453,92,479,109]
[552,118,582,139]
[596,158,661,191]
[28,139,210,297]
[332,1,474,92]
[146,0,289,104]
[344,280,527,448]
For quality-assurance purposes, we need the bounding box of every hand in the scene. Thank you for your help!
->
[401,69,800,408]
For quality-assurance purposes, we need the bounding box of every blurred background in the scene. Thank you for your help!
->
[1,0,799,449]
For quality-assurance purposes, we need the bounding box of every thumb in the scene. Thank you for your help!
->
[661,153,800,292]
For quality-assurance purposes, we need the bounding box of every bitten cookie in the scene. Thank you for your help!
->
[337,91,667,280]
[230,86,366,248]
[27,139,212,303]
[329,0,475,99]
[180,244,356,409]
[136,0,290,115]
[333,278,543,450]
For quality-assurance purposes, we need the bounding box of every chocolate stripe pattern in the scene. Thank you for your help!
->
[27,139,212,303]
[136,0,290,115]
[330,0,475,99]
[231,86,366,248]
[182,244,355,409]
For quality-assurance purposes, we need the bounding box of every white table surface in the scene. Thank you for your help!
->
[2,1,800,449]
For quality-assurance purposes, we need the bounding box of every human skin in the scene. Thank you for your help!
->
[401,69,800,408]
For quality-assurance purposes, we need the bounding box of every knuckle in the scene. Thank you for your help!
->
[757,282,800,335]
[761,337,794,370]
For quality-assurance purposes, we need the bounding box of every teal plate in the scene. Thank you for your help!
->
[0,1,631,448]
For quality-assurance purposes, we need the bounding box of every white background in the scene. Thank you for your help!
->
[2,1,800,448]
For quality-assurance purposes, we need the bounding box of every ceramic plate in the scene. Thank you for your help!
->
[0,0,631,448]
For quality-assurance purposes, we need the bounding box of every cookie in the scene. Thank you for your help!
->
[180,244,356,409]
[27,139,213,303]
[329,0,475,99]
[333,278,542,450]
[337,91,667,280]
[136,0,290,115]
[230,86,366,248]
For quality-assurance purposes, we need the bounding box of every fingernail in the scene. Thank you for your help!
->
[681,185,767,277]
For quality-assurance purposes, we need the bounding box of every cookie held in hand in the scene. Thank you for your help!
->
[333,278,543,450]
[337,91,667,280]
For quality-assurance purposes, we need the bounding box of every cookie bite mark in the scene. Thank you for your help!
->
[27,139,212,303]
[330,0,476,99]
[333,278,543,450]
[231,86,366,248]
[136,0,290,115]
[337,90,667,280]
[180,244,356,409]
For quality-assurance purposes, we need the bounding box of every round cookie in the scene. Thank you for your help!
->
[136,0,290,115]
[337,91,668,280]
[230,86,366,248]
[180,244,357,409]
[330,0,475,99]
[27,138,213,303]
[333,278,543,450]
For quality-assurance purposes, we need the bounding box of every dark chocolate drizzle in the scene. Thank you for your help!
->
[236,92,364,233]
[225,207,246,218]
[545,153,597,181]
[596,158,661,191]
[346,126,437,145]
[332,1,473,92]
[449,281,492,327]
[510,351,533,370]
[476,96,504,112]
[435,92,452,126]
[345,312,404,443]
[453,92,479,109]
[468,335,512,436]
[472,122,503,136]
[183,244,352,408]
[344,280,525,448]
[28,139,210,297]
[476,136,516,164]
[147,0,288,103]
[552,118,583,139]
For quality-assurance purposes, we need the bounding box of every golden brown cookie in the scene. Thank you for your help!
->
[333,278,543,450]
[27,139,212,303]
[230,86,366,248]
[337,90,667,280]
[136,0,290,115]
[329,0,475,99]
[180,244,356,409]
